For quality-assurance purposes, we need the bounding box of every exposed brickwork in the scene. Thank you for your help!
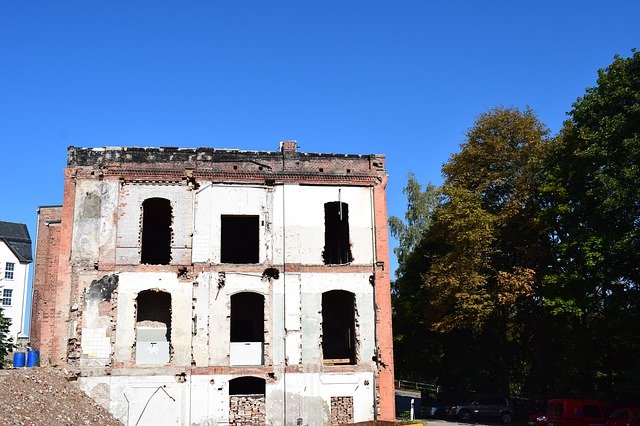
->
[373,175,396,420]
[229,395,266,425]
[331,396,354,424]
[30,206,63,364]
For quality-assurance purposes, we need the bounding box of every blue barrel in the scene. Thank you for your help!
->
[13,352,26,368]
[26,350,40,367]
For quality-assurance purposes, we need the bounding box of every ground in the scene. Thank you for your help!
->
[0,366,122,425]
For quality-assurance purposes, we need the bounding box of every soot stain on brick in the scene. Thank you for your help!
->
[86,274,119,302]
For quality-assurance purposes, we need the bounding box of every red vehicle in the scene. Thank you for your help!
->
[547,399,612,426]
[606,408,640,426]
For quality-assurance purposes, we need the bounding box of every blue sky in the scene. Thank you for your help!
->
[1,2,638,329]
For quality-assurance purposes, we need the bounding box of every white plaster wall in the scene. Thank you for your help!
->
[79,371,376,426]
[114,272,192,365]
[299,273,376,366]
[0,243,29,340]
[116,184,194,265]
[71,180,119,263]
[192,184,271,264]
[272,185,374,265]
[206,271,271,365]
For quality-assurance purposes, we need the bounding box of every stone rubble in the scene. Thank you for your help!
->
[0,366,122,425]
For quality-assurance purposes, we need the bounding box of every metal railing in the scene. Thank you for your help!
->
[395,379,440,394]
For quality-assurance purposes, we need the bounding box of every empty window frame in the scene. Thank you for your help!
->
[4,262,14,280]
[136,290,172,342]
[230,292,264,342]
[323,202,353,265]
[229,376,266,395]
[2,289,12,306]
[322,290,356,365]
[140,198,172,265]
[221,215,259,264]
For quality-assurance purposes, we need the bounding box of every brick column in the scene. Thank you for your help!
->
[373,175,395,420]
[30,206,63,360]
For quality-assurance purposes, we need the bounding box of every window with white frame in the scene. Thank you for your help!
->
[4,262,14,280]
[2,289,12,306]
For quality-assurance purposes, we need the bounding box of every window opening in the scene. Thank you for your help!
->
[140,198,172,265]
[4,262,14,280]
[229,376,266,395]
[322,290,356,364]
[221,215,259,264]
[323,202,353,265]
[135,290,171,364]
[230,292,264,342]
[2,289,12,306]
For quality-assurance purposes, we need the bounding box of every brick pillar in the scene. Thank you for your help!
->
[51,168,77,365]
[30,206,63,360]
[373,175,395,420]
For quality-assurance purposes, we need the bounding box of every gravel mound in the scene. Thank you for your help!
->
[0,366,122,425]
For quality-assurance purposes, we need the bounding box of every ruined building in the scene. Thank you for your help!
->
[31,142,395,425]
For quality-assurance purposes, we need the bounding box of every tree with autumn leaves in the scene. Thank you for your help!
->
[391,51,640,401]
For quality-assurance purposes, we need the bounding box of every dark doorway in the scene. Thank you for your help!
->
[322,290,356,364]
[230,292,264,342]
[221,215,259,263]
[323,202,353,264]
[141,198,172,265]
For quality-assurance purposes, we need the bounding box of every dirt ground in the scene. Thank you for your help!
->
[0,366,122,425]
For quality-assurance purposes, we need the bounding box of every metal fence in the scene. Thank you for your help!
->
[395,379,440,394]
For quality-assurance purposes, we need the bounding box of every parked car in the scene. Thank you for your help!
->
[607,408,640,426]
[547,399,612,426]
[421,400,454,418]
[529,411,549,426]
[447,396,514,423]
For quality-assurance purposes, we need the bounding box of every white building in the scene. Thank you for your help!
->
[0,221,33,342]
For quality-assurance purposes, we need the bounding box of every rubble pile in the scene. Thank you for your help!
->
[0,366,122,425]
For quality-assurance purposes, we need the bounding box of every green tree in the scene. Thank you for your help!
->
[422,107,551,394]
[0,306,14,368]
[541,50,640,399]
[388,173,440,383]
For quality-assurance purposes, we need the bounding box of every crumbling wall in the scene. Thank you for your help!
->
[113,272,192,366]
[271,185,374,265]
[300,273,375,366]
[70,180,119,265]
[192,184,271,264]
[116,184,193,265]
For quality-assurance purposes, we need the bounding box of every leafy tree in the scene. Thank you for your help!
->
[422,107,551,394]
[541,50,640,399]
[388,174,440,382]
[0,306,14,368]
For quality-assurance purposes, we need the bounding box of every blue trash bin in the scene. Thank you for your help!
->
[26,350,40,367]
[13,352,26,368]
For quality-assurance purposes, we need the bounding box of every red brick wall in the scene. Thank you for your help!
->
[373,175,396,421]
[30,206,63,363]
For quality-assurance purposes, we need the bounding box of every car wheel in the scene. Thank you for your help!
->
[459,410,471,422]
[501,412,513,424]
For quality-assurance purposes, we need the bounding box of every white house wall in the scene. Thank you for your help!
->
[0,242,29,340]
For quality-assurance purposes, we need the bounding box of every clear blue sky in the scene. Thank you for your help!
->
[1,1,638,305]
